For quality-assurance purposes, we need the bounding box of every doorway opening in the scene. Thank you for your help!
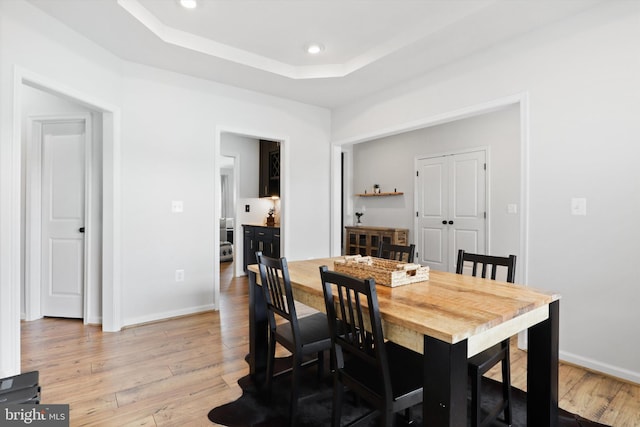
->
[22,85,102,324]
[332,94,528,284]
[15,70,122,333]
[216,129,286,306]
[219,155,236,291]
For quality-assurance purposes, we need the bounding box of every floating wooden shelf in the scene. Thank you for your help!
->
[356,191,404,197]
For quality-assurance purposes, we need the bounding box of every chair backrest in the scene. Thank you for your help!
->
[377,242,415,263]
[319,266,392,401]
[455,249,516,283]
[256,251,300,337]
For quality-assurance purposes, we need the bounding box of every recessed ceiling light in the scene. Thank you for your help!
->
[306,43,324,55]
[179,0,198,9]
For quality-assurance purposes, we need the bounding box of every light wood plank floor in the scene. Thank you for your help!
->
[21,262,640,426]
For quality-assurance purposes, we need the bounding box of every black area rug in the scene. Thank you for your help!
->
[208,358,609,427]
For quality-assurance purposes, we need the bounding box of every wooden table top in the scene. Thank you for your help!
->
[249,257,560,357]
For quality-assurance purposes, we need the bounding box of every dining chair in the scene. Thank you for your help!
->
[319,266,423,427]
[256,251,332,426]
[377,242,415,263]
[456,249,516,427]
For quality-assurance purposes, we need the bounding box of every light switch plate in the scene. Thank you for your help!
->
[507,204,518,214]
[171,200,183,213]
[571,198,587,216]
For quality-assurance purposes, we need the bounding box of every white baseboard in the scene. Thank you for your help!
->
[86,315,102,325]
[559,350,640,385]
[517,333,639,385]
[123,304,216,328]
[21,311,102,326]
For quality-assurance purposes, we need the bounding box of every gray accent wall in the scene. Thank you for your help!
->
[349,104,520,262]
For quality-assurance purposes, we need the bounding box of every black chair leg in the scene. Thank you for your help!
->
[471,369,481,427]
[402,407,414,425]
[382,406,394,427]
[332,378,343,427]
[265,335,276,398]
[502,346,513,426]
[288,353,302,427]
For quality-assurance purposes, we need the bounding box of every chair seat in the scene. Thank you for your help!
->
[275,312,331,353]
[343,341,423,402]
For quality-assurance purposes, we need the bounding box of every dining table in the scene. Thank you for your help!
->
[247,257,560,427]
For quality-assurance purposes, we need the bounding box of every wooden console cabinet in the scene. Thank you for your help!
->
[344,226,409,257]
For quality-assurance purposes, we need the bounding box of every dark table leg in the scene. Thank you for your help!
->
[423,336,468,427]
[527,300,560,427]
[248,270,268,386]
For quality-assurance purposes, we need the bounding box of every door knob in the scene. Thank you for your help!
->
[448,221,454,225]
[442,220,447,225]
[79,227,85,233]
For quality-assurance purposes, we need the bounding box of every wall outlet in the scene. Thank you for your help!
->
[245,204,250,212]
[171,200,184,213]
[175,269,184,282]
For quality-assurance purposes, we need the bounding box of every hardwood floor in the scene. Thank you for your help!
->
[21,261,640,426]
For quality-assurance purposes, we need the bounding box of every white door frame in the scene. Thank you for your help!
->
[14,72,121,322]
[25,114,93,322]
[15,70,122,330]
[413,147,489,272]
[330,93,529,286]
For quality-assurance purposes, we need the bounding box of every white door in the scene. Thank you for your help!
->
[41,120,87,318]
[416,150,486,271]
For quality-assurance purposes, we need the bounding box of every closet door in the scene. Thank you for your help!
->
[416,150,486,271]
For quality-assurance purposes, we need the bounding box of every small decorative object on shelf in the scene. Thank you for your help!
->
[266,208,275,226]
[355,211,364,224]
[373,184,381,194]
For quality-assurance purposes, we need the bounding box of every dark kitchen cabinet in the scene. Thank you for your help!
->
[243,225,280,272]
[259,140,280,198]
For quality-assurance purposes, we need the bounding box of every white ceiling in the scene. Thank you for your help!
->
[26,0,601,108]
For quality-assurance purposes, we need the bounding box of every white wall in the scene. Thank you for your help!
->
[349,105,520,265]
[333,1,640,383]
[0,0,331,376]
[221,134,259,199]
